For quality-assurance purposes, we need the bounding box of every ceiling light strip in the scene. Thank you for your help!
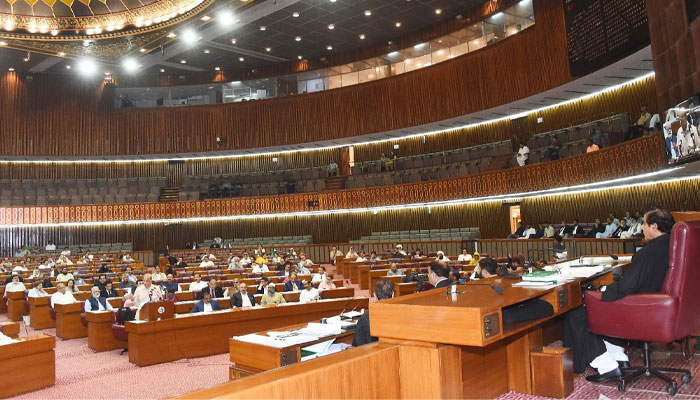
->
[0,73,655,165]
[0,166,687,229]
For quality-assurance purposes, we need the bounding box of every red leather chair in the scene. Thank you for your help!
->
[585,221,700,395]
[111,310,129,355]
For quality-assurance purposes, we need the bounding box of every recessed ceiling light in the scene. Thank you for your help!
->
[364,10,372,16]
[182,29,198,43]
[180,59,187,64]
[58,52,65,56]
[326,45,333,50]
[160,68,165,72]
[259,26,266,31]
[239,57,244,62]
[395,22,402,27]
[297,55,302,60]
[204,49,210,53]
[66,65,71,69]
[231,38,237,44]
[359,34,366,40]
[435,9,442,14]
[8,67,14,71]
[295,36,301,41]
[0,41,7,46]
[214,67,220,71]
[330,0,336,2]
[292,11,300,17]
[23,57,28,62]
[139,48,146,52]
[328,24,334,29]
[167,32,176,38]
[265,47,271,52]
[200,15,211,21]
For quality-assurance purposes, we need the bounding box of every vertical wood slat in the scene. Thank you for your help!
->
[0,0,572,157]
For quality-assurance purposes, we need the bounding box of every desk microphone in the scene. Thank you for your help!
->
[338,297,355,318]
[447,283,504,295]
[610,254,619,260]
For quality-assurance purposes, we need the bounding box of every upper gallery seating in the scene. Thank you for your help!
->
[0,114,632,208]
[521,114,629,165]
[197,235,313,248]
[27,242,134,255]
[349,227,481,243]
[0,177,166,206]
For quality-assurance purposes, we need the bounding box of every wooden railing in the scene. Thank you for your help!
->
[0,134,666,226]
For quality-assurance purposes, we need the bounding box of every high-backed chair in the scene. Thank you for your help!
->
[111,310,129,355]
[584,221,700,395]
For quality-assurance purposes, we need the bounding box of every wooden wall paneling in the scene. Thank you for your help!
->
[0,0,571,157]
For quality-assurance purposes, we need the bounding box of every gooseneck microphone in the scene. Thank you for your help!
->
[446,283,504,295]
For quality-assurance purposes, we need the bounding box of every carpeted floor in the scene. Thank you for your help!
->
[5,265,698,399]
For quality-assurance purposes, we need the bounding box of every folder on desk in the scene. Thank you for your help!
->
[522,271,565,284]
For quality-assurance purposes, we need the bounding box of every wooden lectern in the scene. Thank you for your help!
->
[139,301,175,321]
[6,291,29,321]
[29,296,55,329]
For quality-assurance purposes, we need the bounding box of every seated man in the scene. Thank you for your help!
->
[427,261,451,289]
[596,217,618,238]
[190,291,221,313]
[543,223,554,238]
[457,248,472,262]
[543,136,563,161]
[328,160,339,177]
[563,208,674,381]
[50,283,76,307]
[151,268,167,281]
[470,257,499,280]
[516,143,529,166]
[199,256,215,269]
[519,225,537,239]
[251,261,269,274]
[570,219,585,238]
[329,247,343,265]
[94,275,109,291]
[101,281,119,298]
[28,281,50,298]
[435,251,450,261]
[311,266,327,283]
[255,277,270,295]
[163,274,179,292]
[587,218,606,238]
[84,286,114,311]
[189,274,208,292]
[611,219,630,238]
[353,279,394,346]
[3,274,26,298]
[386,263,403,276]
[507,222,526,239]
[299,280,320,303]
[260,283,286,306]
[230,283,255,308]
[553,235,568,260]
[56,266,74,282]
[202,278,224,298]
[345,247,358,259]
[284,272,303,292]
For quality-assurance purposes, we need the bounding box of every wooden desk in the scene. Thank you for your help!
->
[0,321,20,338]
[229,319,356,379]
[29,296,55,329]
[6,291,28,321]
[86,311,127,352]
[54,302,87,340]
[0,286,7,314]
[126,297,368,367]
[0,334,55,398]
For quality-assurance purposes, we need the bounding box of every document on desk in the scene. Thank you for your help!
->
[297,322,342,337]
[558,265,606,278]
[512,281,560,290]
[234,333,320,348]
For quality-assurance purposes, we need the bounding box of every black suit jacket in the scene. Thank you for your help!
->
[352,312,376,346]
[101,288,119,298]
[203,286,224,298]
[231,291,255,308]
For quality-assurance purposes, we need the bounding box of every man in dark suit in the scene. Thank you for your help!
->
[231,282,255,308]
[284,272,303,292]
[191,291,221,313]
[203,279,224,298]
[353,279,394,346]
[570,219,585,237]
[427,260,451,289]
[100,281,119,298]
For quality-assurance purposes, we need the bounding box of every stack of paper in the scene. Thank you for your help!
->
[297,322,342,337]
[522,271,566,284]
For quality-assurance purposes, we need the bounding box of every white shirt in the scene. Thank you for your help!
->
[251,264,269,273]
[51,291,76,307]
[297,266,310,275]
[457,254,472,262]
[56,273,74,282]
[5,282,26,293]
[28,288,49,298]
[123,255,134,262]
[203,302,213,313]
[45,244,56,251]
[240,257,252,265]
[189,281,208,292]
[60,250,71,255]
[240,292,253,308]
[516,146,529,166]
[200,260,215,268]
[311,273,326,283]
[152,272,166,281]
[133,284,163,306]
[355,256,367,263]
[521,228,537,239]
[299,288,320,303]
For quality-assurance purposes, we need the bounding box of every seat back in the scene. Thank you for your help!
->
[662,221,700,338]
